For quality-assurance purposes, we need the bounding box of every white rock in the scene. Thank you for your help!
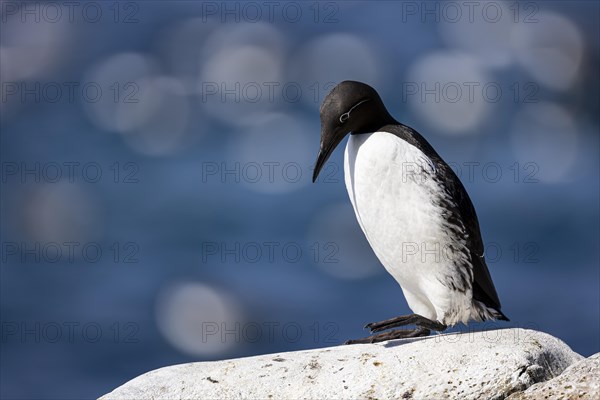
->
[507,352,599,400]
[100,329,582,400]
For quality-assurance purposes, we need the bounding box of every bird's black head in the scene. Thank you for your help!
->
[312,80,396,182]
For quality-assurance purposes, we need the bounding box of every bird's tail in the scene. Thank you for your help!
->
[473,301,509,322]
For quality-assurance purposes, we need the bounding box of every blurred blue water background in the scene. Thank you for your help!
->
[1,1,599,398]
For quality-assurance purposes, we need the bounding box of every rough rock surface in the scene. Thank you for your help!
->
[507,352,599,400]
[100,329,583,400]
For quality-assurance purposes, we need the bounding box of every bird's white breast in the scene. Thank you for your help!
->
[344,132,472,324]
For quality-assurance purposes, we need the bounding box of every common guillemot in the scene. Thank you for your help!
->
[312,81,508,344]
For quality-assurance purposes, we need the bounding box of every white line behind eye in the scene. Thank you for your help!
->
[339,99,371,123]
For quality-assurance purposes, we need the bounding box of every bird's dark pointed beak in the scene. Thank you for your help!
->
[312,127,346,183]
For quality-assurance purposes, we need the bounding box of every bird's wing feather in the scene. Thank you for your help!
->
[383,124,503,311]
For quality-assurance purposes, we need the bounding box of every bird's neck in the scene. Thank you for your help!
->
[353,110,399,135]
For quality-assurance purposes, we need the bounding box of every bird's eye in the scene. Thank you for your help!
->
[339,98,370,124]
